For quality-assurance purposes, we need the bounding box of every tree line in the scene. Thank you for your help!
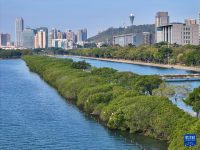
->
[66,42,200,66]
[0,49,32,59]
[22,55,200,149]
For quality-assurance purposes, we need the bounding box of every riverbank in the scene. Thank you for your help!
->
[66,55,200,72]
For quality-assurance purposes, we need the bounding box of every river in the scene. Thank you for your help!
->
[0,59,169,150]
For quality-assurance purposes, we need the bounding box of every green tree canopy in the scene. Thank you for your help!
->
[183,86,200,118]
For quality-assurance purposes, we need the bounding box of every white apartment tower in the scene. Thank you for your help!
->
[34,30,46,48]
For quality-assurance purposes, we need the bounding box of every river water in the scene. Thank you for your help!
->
[0,59,169,150]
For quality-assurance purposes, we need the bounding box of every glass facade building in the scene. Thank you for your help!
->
[0,33,10,46]
[82,29,87,41]
[15,18,24,46]
[22,27,35,49]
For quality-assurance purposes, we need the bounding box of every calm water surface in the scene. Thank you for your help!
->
[59,56,200,115]
[0,59,169,150]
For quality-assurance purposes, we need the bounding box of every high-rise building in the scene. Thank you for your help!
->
[15,18,24,46]
[57,30,63,39]
[75,34,77,43]
[51,27,57,39]
[184,19,196,25]
[129,14,134,26]
[22,27,35,49]
[77,29,87,42]
[62,32,66,39]
[36,27,48,48]
[82,29,87,41]
[34,30,46,48]
[66,30,75,42]
[48,33,53,47]
[155,12,170,43]
[157,23,199,45]
[77,30,82,42]
[48,27,57,47]
[0,33,10,46]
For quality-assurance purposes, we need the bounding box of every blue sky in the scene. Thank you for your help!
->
[0,0,199,41]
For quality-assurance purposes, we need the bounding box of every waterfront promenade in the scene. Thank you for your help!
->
[67,55,200,72]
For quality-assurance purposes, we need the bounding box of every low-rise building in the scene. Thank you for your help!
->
[52,39,73,49]
[157,23,199,45]
[113,32,151,47]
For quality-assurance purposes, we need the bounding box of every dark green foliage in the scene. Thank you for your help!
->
[84,42,97,48]
[91,67,117,77]
[0,49,32,59]
[184,86,200,118]
[69,60,91,69]
[22,55,200,150]
[131,75,162,95]
[100,43,108,47]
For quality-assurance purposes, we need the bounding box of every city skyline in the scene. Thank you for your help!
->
[0,0,200,41]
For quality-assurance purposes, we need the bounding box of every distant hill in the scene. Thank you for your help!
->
[87,24,155,43]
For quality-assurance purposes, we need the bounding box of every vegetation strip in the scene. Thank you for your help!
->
[22,55,200,150]
[66,43,200,71]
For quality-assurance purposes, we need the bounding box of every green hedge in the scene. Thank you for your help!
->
[22,55,200,150]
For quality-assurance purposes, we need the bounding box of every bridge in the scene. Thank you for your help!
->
[157,74,200,80]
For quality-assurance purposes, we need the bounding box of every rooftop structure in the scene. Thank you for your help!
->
[129,14,134,26]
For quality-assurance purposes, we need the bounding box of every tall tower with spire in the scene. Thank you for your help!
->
[129,14,134,26]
